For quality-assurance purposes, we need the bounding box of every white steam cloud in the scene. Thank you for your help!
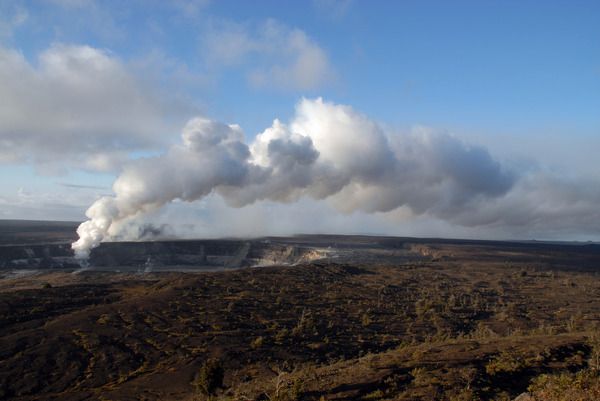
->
[72,98,515,259]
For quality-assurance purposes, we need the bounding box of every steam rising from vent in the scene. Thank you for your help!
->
[72,98,515,259]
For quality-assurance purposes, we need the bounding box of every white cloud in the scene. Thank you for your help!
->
[172,0,211,17]
[45,0,95,8]
[444,172,600,239]
[0,185,101,221]
[202,19,335,91]
[0,44,191,172]
[313,0,354,20]
[0,4,28,39]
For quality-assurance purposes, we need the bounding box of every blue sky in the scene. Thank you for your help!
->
[6,0,599,133]
[1,0,600,240]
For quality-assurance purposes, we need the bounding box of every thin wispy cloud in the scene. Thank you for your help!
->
[57,182,108,190]
[202,19,336,91]
[313,0,354,20]
[0,4,28,39]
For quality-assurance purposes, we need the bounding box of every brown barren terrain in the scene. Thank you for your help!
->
[1,222,600,400]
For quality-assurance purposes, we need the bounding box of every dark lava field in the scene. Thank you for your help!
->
[2,220,600,400]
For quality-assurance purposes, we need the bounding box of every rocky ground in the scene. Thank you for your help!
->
[1,233,600,400]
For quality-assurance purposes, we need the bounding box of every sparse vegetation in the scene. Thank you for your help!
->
[528,369,600,400]
[193,358,224,399]
[485,351,525,376]
[2,237,600,400]
[251,336,265,349]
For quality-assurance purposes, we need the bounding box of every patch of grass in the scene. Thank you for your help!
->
[485,351,525,376]
[528,369,600,400]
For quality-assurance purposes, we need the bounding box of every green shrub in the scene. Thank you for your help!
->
[251,336,265,349]
[361,313,372,327]
[485,352,524,376]
[276,328,289,343]
[193,358,224,398]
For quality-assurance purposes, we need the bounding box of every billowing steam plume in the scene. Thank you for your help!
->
[72,98,514,259]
